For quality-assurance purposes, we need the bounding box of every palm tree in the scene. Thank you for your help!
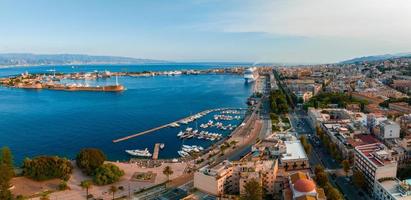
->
[80,180,93,199]
[162,166,174,182]
[109,185,118,200]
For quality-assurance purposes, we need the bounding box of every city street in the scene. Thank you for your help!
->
[289,109,370,200]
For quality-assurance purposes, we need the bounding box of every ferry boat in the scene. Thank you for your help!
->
[244,67,258,83]
[125,148,152,157]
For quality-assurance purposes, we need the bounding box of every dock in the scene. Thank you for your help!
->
[152,143,160,160]
[112,107,245,143]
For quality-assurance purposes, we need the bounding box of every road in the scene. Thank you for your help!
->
[289,109,371,200]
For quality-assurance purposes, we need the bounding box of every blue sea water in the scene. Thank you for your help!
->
[0,63,252,164]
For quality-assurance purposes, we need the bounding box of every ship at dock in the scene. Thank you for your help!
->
[244,67,258,83]
[125,148,152,157]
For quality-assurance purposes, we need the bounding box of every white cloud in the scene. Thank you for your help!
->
[210,0,411,42]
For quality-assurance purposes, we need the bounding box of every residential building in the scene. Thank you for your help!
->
[354,143,398,192]
[194,160,278,197]
[379,120,401,139]
[374,177,411,200]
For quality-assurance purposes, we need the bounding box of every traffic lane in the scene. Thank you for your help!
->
[335,176,372,200]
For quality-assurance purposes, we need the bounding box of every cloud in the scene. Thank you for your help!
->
[208,0,411,42]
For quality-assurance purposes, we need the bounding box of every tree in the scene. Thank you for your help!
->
[76,148,106,175]
[0,147,14,200]
[22,156,73,181]
[305,144,312,155]
[162,166,174,182]
[93,163,124,185]
[352,170,366,189]
[0,163,13,200]
[314,164,325,175]
[80,180,93,199]
[327,187,344,200]
[241,178,263,200]
[109,185,118,200]
[342,160,350,176]
[316,126,324,140]
[58,181,68,190]
[1,147,14,176]
[40,193,50,200]
[315,172,329,187]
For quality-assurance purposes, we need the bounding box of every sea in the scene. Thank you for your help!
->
[0,63,253,164]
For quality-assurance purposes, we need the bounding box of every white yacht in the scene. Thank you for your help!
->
[125,148,152,157]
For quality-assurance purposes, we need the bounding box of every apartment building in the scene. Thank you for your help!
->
[194,160,278,197]
[354,143,398,192]
[374,177,411,200]
[379,120,401,139]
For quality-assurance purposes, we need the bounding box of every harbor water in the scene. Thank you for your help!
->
[0,64,253,164]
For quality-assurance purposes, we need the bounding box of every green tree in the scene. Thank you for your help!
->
[1,147,14,176]
[76,148,106,175]
[315,172,329,187]
[352,170,366,189]
[93,163,124,185]
[162,166,174,182]
[316,126,324,140]
[22,156,73,181]
[40,193,50,200]
[58,181,68,190]
[327,187,344,200]
[109,185,118,200]
[0,147,14,200]
[241,178,263,200]
[314,164,325,175]
[342,160,350,176]
[80,180,93,199]
[0,163,13,200]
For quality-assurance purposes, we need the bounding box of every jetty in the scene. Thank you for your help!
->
[152,143,161,160]
[112,107,245,143]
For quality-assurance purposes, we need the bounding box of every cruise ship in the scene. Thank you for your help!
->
[244,67,258,82]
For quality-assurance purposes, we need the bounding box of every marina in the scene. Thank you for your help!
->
[112,108,245,143]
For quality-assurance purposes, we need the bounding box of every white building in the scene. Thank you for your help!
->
[380,120,401,139]
[354,143,398,192]
[374,177,411,200]
[280,140,310,171]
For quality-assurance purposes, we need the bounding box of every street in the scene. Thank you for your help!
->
[289,109,371,200]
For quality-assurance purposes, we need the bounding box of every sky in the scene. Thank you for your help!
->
[0,0,410,63]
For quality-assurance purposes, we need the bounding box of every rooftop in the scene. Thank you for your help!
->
[281,140,308,161]
[378,177,411,199]
[355,143,395,167]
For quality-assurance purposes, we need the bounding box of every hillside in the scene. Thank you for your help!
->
[340,53,411,64]
[0,53,168,66]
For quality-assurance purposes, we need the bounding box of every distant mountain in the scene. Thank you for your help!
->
[0,53,169,67]
[340,52,411,64]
